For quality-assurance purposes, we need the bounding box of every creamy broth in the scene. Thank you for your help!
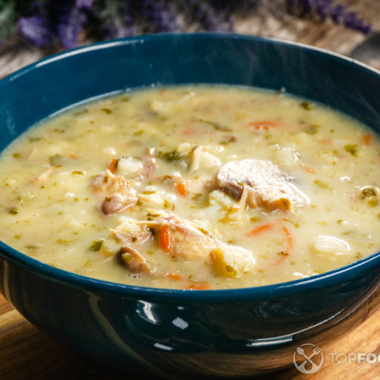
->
[1,86,380,289]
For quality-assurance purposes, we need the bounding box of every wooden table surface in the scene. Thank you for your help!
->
[1,1,380,379]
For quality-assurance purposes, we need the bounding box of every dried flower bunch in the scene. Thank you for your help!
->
[0,0,373,50]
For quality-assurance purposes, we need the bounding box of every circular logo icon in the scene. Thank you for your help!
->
[293,343,324,374]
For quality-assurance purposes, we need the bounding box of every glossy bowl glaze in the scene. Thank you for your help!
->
[1,34,380,379]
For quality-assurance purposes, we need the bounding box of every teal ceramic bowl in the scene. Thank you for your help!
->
[1,34,380,379]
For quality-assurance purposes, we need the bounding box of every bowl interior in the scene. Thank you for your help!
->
[1,33,380,297]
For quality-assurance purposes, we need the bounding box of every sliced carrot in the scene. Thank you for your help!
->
[165,272,184,281]
[282,226,293,251]
[160,225,172,252]
[249,121,279,130]
[183,129,197,136]
[302,164,315,173]
[188,283,209,290]
[69,153,79,159]
[248,223,275,237]
[364,133,372,146]
[176,182,187,196]
[109,158,118,174]
[272,226,293,266]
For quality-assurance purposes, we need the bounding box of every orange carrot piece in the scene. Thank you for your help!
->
[176,182,186,196]
[364,133,372,146]
[188,283,209,290]
[160,225,172,252]
[282,226,293,251]
[165,272,184,281]
[248,223,275,237]
[272,226,293,267]
[109,158,118,174]
[302,165,315,173]
[249,121,279,130]
[183,129,197,136]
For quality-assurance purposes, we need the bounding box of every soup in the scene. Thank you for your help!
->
[0,86,379,289]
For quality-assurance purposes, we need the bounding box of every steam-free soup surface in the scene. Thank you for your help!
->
[1,86,380,289]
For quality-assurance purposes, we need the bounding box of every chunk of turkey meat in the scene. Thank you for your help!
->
[215,159,308,211]
[92,169,138,215]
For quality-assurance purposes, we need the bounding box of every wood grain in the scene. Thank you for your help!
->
[2,289,380,380]
[1,1,380,378]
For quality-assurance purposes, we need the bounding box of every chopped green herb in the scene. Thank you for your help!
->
[277,251,289,256]
[26,245,39,250]
[101,108,112,114]
[314,180,329,189]
[192,193,203,202]
[88,240,103,251]
[56,239,69,245]
[49,154,63,167]
[344,144,359,156]
[220,136,237,145]
[368,200,378,207]
[300,101,313,110]
[12,153,20,159]
[29,137,42,142]
[199,118,232,132]
[72,171,85,175]
[8,207,18,215]
[159,150,183,162]
[304,124,320,135]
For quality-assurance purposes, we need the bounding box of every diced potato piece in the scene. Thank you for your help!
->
[275,147,300,166]
[211,244,255,278]
[312,236,351,261]
[117,157,143,175]
[177,143,194,154]
[209,190,235,210]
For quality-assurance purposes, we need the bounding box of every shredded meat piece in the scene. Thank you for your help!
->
[141,148,156,179]
[135,213,216,260]
[92,169,138,215]
[109,228,152,245]
[112,211,255,277]
[215,159,309,211]
[116,245,153,274]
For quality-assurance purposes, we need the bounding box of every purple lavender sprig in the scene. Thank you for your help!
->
[139,0,177,33]
[17,15,53,46]
[100,0,135,39]
[285,0,374,34]
[7,0,376,50]
[57,5,85,49]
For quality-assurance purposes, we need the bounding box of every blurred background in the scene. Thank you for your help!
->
[0,0,379,78]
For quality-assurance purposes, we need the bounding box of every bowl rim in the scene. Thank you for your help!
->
[1,32,380,301]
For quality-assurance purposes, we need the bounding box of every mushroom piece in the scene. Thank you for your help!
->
[115,245,153,274]
[215,159,309,212]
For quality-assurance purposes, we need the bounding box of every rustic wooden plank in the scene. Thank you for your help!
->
[0,294,13,315]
